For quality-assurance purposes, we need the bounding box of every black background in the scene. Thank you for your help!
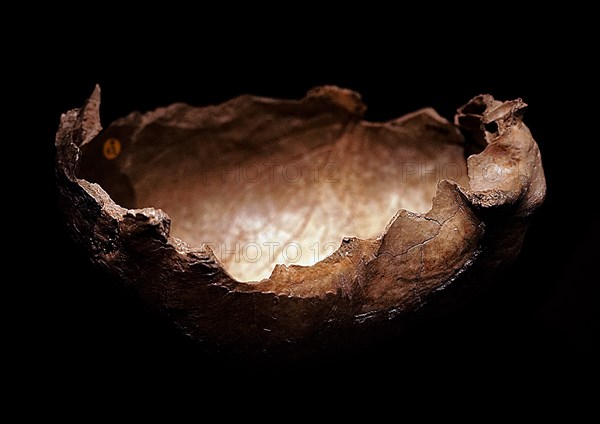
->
[33,21,597,397]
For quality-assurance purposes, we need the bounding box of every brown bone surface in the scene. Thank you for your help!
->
[56,86,545,359]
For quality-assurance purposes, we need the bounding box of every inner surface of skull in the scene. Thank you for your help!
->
[78,88,469,282]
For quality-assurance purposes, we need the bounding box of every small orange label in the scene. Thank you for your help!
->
[103,138,121,160]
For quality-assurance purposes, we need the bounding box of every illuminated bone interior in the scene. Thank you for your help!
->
[79,93,469,281]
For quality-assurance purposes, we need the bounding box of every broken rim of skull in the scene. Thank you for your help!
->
[55,86,545,360]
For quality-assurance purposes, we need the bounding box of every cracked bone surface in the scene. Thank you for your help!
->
[56,86,545,359]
